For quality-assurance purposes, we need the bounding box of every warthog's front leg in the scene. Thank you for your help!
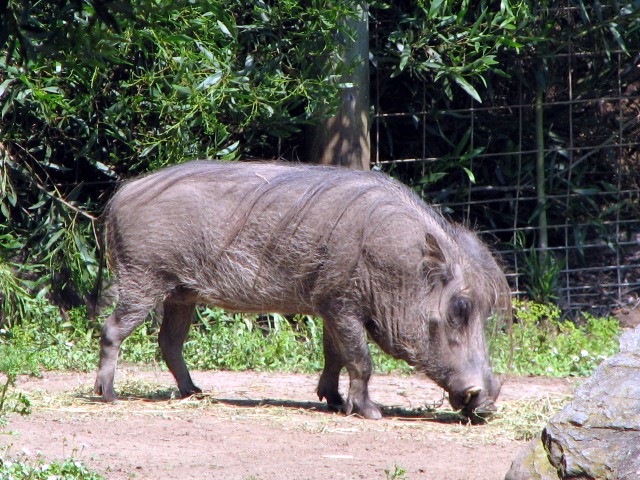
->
[317,322,346,411]
[319,313,382,420]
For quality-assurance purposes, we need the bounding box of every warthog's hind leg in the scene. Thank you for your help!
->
[159,298,201,397]
[94,297,156,401]
[317,322,346,411]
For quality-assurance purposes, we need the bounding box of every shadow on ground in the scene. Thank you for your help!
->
[80,389,465,423]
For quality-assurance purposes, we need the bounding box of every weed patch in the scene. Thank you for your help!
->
[0,344,34,423]
[184,309,324,372]
[0,455,104,480]
[1,300,621,381]
[490,301,621,377]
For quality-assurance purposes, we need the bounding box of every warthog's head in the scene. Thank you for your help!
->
[418,267,505,419]
[405,231,510,420]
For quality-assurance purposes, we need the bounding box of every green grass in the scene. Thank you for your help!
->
[0,456,104,480]
[0,300,621,389]
[0,304,409,377]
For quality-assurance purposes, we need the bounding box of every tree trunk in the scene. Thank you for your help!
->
[308,2,370,170]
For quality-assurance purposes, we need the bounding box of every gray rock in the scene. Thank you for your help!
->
[506,326,640,480]
[505,435,559,480]
[616,449,640,480]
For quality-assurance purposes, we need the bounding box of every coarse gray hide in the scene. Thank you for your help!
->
[94,160,511,420]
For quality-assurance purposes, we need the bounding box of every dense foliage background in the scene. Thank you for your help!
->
[0,5,633,478]
[0,0,636,340]
[0,0,356,315]
[370,1,640,307]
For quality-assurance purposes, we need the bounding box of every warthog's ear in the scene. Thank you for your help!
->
[421,233,452,284]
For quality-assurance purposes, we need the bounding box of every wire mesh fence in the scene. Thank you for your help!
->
[371,7,640,317]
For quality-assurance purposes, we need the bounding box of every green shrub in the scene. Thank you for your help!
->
[490,300,621,377]
[0,343,33,423]
[2,305,98,372]
[1,0,357,310]
[184,308,410,374]
[1,297,621,379]
[184,309,324,372]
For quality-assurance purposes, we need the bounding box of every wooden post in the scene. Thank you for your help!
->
[308,2,370,170]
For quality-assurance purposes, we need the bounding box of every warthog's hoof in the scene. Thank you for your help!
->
[94,383,118,403]
[179,385,203,398]
[345,397,383,420]
[317,385,345,413]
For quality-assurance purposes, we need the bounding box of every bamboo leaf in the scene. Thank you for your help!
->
[453,74,481,103]
[429,0,445,18]
[463,167,476,184]
[217,20,233,38]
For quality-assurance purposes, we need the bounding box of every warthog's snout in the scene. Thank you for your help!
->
[448,375,502,421]
[464,386,482,405]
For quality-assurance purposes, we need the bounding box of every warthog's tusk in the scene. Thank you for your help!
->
[464,386,482,405]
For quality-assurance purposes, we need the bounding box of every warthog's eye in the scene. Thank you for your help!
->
[448,295,472,327]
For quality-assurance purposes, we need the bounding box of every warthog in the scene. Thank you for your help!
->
[94,160,511,419]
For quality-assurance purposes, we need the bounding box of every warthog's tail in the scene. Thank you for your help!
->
[86,215,106,320]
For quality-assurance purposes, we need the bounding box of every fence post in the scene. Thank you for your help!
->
[535,85,548,253]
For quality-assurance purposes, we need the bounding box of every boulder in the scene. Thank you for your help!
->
[505,326,640,480]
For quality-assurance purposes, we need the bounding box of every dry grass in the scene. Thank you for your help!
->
[489,395,571,441]
[18,375,572,445]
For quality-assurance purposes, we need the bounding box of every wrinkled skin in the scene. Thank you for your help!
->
[94,160,511,419]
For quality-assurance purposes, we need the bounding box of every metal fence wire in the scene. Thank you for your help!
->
[371,7,640,317]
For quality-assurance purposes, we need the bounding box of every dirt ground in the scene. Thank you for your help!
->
[2,368,577,480]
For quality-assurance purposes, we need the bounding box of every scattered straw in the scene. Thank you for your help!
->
[488,394,572,441]
[15,378,573,444]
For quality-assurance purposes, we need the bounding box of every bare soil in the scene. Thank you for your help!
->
[2,368,577,480]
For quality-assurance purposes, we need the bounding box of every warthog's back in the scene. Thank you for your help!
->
[106,160,449,314]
